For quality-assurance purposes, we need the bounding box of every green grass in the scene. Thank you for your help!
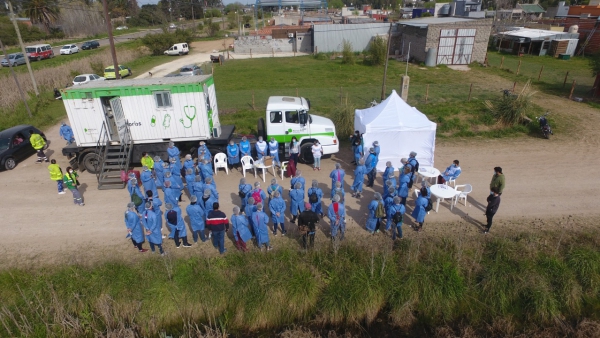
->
[2,230,600,336]
[0,91,69,132]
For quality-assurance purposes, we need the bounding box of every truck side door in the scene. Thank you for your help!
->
[284,110,308,142]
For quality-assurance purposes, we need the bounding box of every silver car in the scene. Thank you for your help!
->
[179,64,203,76]
[1,53,26,67]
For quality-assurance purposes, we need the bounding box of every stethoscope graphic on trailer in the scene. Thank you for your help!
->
[179,105,196,128]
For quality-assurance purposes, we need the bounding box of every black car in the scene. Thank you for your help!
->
[81,41,100,50]
[0,125,47,170]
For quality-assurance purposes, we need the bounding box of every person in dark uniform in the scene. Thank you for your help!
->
[298,202,319,249]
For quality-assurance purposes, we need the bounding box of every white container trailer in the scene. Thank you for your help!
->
[60,75,234,183]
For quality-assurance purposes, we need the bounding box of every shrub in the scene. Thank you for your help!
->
[329,103,356,138]
[484,80,536,126]
[140,29,193,56]
[341,39,355,65]
[365,36,387,66]
[89,61,104,76]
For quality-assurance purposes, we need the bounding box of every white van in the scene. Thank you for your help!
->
[164,43,189,56]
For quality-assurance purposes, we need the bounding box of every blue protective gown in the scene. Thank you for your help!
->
[150,197,163,230]
[200,195,218,217]
[186,203,205,232]
[442,165,462,182]
[163,187,179,207]
[267,184,283,203]
[199,162,214,182]
[249,188,267,205]
[269,196,286,224]
[365,153,377,174]
[255,141,268,159]
[244,204,257,230]
[384,193,396,211]
[386,203,406,231]
[170,166,184,188]
[366,200,381,232]
[239,183,253,209]
[141,170,158,198]
[383,166,395,184]
[165,206,186,238]
[351,164,366,193]
[251,211,270,246]
[227,144,240,165]
[125,210,144,243]
[128,184,145,212]
[289,188,305,216]
[167,145,180,159]
[198,145,212,161]
[373,145,381,162]
[307,187,323,214]
[412,196,428,223]
[153,161,165,188]
[329,168,345,190]
[142,209,162,245]
[397,173,411,198]
[239,140,251,157]
[290,176,306,191]
[268,141,280,165]
[185,173,196,191]
[183,159,195,172]
[59,124,75,143]
[231,214,252,243]
[331,187,345,202]
[328,202,346,237]
[202,182,219,201]
[354,144,363,164]
[383,177,397,198]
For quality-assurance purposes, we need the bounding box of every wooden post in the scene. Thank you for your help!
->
[500,56,504,69]
[468,83,473,102]
[538,65,544,81]
[296,88,298,97]
[563,71,569,88]
[345,93,348,106]
[340,87,343,105]
[569,80,576,99]
[272,48,274,57]
[315,46,318,54]
[425,84,429,104]
[250,49,252,58]
[516,60,522,75]
[512,81,517,93]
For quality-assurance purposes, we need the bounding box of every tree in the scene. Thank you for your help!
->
[329,0,344,9]
[22,0,60,33]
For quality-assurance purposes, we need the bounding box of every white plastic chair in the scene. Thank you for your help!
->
[280,161,289,180]
[240,155,256,178]
[453,184,472,206]
[446,173,460,188]
[213,152,228,175]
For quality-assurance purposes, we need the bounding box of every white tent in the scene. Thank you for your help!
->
[354,90,436,172]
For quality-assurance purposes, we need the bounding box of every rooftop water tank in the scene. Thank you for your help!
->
[568,25,578,34]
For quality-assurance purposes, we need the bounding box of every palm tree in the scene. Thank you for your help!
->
[23,0,60,33]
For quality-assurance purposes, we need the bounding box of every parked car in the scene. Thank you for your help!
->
[73,74,105,86]
[169,23,177,29]
[180,64,202,76]
[1,53,26,67]
[164,43,189,56]
[60,44,79,55]
[81,41,100,50]
[25,44,53,61]
[116,26,128,30]
[104,65,131,79]
[0,125,47,170]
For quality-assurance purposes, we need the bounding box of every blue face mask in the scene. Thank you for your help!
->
[293,140,297,144]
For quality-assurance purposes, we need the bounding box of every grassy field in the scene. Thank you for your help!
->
[2,229,600,337]
[213,56,542,138]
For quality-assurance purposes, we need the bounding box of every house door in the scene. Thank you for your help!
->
[109,97,129,143]
[437,29,476,65]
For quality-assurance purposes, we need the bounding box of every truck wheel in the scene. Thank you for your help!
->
[81,152,101,174]
[257,118,266,140]
[4,157,16,170]
[300,143,314,164]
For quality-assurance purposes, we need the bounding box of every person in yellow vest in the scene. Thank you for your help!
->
[48,159,65,194]
[141,152,154,170]
[29,129,48,163]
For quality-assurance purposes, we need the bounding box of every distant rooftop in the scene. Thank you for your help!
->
[398,17,476,27]
[498,28,576,40]
[519,4,546,13]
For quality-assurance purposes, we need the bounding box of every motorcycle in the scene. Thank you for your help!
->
[536,113,553,139]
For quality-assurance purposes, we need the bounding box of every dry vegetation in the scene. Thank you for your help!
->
[0,47,149,111]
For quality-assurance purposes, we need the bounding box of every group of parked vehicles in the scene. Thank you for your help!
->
[1,40,100,67]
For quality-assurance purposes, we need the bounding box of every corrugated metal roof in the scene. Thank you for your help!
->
[499,28,576,39]
[399,17,476,27]
[71,75,212,89]
[519,4,546,13]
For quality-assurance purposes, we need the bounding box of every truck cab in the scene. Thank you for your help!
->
[261,96,339,163]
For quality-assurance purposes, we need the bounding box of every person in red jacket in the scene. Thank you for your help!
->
[206,202,229,254]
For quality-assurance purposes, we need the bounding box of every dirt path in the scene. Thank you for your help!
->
[1,49,599,268]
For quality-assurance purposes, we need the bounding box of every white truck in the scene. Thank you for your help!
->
[258,96,339,163]
[59,76,338,188]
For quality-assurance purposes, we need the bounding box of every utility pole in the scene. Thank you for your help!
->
[0,39,32,118]
[7,1,39,97]
[380,23,392,101]
[102,0,120,79]
[191,0,195,33]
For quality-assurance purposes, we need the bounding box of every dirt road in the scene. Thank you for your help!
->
[1,45,599,267]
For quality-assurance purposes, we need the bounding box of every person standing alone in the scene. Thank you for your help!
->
[64,166,84,206]
[484,187,501,234]
[29,129,48,163]
[206,202,229,254]
[47,159,65,194]
[490,167,505,195]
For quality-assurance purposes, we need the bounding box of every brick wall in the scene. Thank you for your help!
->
[234,36,294,54]
[393,19,493,64]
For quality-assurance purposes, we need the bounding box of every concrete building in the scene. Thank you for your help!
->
[495,28,579,56]
[392,17,493,65]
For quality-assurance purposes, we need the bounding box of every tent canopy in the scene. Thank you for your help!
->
[354,90,436,172]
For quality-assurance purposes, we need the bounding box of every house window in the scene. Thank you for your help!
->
[154,91,172,108]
